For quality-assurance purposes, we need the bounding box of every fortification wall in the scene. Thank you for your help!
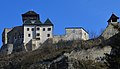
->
[7,26,23,44]
[52,35,66,43]
[102,23,119,39]
[0,44,13,55]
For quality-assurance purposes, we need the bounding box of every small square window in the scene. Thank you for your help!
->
[31,28,34,31]
[48,28,51,31]
[27,28,29,31]
[28,34,31,37]
[43,28,45,31]
[36,33,40,36]
[47,34,50,37]
[84,33,86,35]
[37,28,40,31]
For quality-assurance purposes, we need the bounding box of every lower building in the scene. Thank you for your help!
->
[53,27,89,43]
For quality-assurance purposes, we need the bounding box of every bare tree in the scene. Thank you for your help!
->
[99,28,105,36]
[87,30,98,39]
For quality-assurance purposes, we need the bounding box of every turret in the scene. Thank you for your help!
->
[107,13,119,24]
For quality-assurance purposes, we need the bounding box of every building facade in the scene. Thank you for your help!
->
[65,27,89,40]
[53,27,89,43]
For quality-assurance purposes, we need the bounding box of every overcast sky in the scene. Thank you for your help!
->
[0,0,120,47]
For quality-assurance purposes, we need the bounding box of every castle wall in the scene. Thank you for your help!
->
[7,26,23,44]
[2,28,12,45]
[52,28,89,43]
[102,23,119,39]
[4,26,24,53]
[53,35,65,43]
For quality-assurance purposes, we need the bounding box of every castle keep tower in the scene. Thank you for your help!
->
[22,11,53,51]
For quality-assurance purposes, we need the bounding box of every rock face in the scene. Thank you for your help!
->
[67,46,112,62]
[0,46,111,69]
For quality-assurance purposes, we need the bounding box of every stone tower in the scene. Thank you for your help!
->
[102,13,120,39]
[107,13,119,24]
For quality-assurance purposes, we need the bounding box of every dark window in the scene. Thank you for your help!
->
[37,33,40,36]
[27,28,29,31]
[47,34,50,37]
[112,19,117,22]
[28,34,31,37]
[37,28,40,31]
[31,28,34,31]
[48,28,51,31]
[43,28,45,31]
[14,36,16,39]
[36,38,40,40]
[84,33,86,35]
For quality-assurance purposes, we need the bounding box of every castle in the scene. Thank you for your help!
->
[1,11,89,54]
[1,10,119,56]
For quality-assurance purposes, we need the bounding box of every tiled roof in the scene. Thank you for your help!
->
[23,18,54,26]
[44,19,53,26]
[34,20,43,25]
[23,11,38,15]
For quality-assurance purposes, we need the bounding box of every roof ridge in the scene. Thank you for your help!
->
[24,10,38,15]
[34,20,43,24]
[44,18,53,24]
